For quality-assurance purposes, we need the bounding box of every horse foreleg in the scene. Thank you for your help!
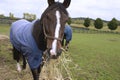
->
[31,68,40,80]
[31,65,42,80]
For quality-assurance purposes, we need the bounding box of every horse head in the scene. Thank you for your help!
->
[41,0,71,59]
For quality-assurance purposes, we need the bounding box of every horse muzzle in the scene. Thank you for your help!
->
[50,49,62,59]
[44,48,62,60]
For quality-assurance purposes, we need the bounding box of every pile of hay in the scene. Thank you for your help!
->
[40,51,73,80]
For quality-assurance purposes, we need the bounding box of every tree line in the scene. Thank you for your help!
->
[0,13,119,31]
[84,18,119,31]
[69,17,119,31]
[0,12,36,20]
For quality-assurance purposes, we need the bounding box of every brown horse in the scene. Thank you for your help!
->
[10,0,71,80]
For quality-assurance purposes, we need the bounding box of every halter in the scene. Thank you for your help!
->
[41,1,68,42]
[43,24,63,41]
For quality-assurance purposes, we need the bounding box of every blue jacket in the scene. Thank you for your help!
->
[64,25,72,41]
[10,19,43,69]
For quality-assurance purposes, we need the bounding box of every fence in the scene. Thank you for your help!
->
[0,18,20,24]
[72,27,120,35]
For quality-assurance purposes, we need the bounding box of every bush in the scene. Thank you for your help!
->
[94,18,103,29]
[108,18,118,30]
[84,18,90,28]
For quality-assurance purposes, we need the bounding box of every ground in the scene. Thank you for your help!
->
[0,35,71,80]
[0,35,33,80]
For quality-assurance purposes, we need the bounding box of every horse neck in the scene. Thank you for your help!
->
[32,20,46,51]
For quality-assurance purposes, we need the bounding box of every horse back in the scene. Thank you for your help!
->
[10,19,33,52]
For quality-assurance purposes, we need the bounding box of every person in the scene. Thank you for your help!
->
[62,23,72,51]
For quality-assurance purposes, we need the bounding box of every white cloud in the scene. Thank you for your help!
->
[0,0,120,20]
[68,0,120,20]
[0,0,48,18]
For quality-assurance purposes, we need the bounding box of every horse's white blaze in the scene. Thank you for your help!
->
[17,63,21,72]
[50,11,61,55]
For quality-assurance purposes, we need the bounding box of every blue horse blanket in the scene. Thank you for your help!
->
[10,19,43,69]
[64,25,72,41]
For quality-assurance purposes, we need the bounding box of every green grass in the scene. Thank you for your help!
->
[69,33,120,80]
[0,24,10,35]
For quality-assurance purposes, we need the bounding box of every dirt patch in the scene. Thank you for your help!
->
[0,35,9,40]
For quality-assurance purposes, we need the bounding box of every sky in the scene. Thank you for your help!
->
[0,0,120,21]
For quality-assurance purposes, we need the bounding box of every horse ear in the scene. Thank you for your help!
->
[48,0,55,6]
[63,0,71,8]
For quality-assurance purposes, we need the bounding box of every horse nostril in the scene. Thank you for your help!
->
[57,49,62,56]
[51,55,57,59]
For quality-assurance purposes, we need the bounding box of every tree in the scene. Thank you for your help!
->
[23,13,36,20]
[94,18,103,29]
[108,18,118,30]
[84,18,90,28]
[9,12,14,19]
[0,14,5,18]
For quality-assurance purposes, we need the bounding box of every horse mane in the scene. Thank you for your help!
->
[32,19,46,51]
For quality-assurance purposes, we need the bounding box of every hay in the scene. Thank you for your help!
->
[40,49,73,80]
[40,59,63,80]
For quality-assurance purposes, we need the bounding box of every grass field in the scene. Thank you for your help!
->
[69,33,120,80]
[0,24,10,35]
[0,24,120,80]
